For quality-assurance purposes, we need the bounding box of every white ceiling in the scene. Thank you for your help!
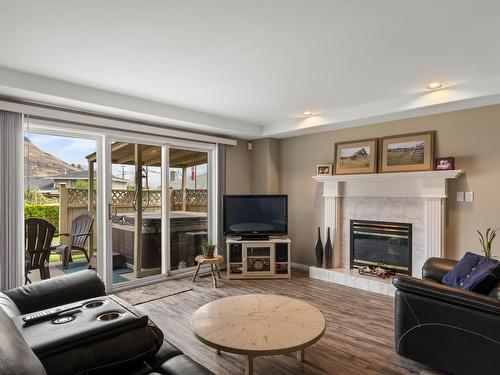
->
[1,0,500,138]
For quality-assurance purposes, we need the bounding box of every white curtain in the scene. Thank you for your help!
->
[217,144,226,257]
[0,111,24,290]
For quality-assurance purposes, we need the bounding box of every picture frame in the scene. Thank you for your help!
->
[434,157,455,171]
[316,164,333,176]
[334,138,378,175]
[380,131,435,173]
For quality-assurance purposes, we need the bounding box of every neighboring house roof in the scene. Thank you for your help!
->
[49,170,129,183]
[24,177,55,192]
[25,171,129,192]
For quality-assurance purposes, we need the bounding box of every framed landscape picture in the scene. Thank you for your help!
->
[334,138,378,175]
[380,131,434,173]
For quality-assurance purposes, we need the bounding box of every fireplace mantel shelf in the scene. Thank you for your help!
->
[312,169,463,182]
[312,169,463,199]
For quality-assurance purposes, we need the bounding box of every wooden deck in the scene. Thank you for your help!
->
[137,269,438,375]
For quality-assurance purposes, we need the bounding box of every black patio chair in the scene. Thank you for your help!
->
[53,212,94,269]
[25,218,56,284]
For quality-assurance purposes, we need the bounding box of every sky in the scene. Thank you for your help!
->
[388,140,424,150]
[28,132,208,187]
[340,146,370,158]
[27,132,96,167]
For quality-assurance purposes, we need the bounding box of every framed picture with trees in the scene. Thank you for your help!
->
[334,138,378,175]
[380,131,435,173]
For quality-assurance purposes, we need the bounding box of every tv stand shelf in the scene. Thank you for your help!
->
[226,238,291,279]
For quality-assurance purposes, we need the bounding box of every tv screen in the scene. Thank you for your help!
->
[223,195,288,236]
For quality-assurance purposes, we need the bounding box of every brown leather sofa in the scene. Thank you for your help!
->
[0,270,213,375]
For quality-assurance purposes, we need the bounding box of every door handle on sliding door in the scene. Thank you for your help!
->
[108,203,113,220]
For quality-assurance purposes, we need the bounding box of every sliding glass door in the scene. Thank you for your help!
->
[20,119,218,291]
[169,148,209,272]
[105,140,215,288]
[23,121,100,285]
[105,140,166,287]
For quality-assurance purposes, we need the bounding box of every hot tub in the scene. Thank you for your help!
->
[112,211,208,269]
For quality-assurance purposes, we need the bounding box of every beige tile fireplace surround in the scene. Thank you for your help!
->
[310,170,463,296]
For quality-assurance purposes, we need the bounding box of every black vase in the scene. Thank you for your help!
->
[324,227,333,269]
[314,227,323,267]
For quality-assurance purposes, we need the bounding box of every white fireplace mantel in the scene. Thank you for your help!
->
[312,170,463,199]
[312,170,464,274]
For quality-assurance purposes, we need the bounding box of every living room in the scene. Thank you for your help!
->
[1,2,499,375]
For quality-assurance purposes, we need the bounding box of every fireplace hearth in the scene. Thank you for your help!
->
[350,220,412,275]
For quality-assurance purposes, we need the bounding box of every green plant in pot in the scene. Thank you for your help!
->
[201,239,217,259]
[477,228,498,258]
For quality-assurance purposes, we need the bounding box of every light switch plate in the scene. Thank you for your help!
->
[456,192,465,202]
[465,191,474,202]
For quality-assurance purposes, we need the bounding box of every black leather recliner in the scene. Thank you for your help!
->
[393,257,500,375]
[0,270,213,375]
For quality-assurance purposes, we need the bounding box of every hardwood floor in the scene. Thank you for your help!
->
[137,270,436,375]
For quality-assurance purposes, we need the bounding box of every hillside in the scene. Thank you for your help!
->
[24,137,82,177]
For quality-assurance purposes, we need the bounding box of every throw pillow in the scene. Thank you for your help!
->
[443,252,500,294]
[462,256,500,294]
[442,252,480,288]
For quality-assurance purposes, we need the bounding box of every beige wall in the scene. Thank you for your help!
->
[226,139,281,195]
[225,140,251,194]
[225,104,500,265]
[280,104,500,265]
[250,139,281,194]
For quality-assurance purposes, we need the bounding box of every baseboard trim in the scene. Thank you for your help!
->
[291,262,310,271]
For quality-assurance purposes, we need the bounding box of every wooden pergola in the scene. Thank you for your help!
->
[85,143,207,278]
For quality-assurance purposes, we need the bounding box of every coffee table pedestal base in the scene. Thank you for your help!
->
[217,349,306,375]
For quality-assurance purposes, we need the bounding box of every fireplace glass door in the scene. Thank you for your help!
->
[350,220,412,275]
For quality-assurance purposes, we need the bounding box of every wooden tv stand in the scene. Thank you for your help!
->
[226,238,291,279]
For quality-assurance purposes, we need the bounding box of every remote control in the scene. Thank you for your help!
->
[22,302,84,323]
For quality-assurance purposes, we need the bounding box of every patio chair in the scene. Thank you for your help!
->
[25,218,56,284]
[54,212,94,269]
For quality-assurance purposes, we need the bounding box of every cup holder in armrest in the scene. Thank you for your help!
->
[53,316,75,324]
[83,300,106,309]
[97,312,122,322]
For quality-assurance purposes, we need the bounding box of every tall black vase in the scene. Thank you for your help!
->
[324,227,333,269]
[314,227,323,267]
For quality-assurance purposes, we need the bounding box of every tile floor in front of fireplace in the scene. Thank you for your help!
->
[137,269,443,375]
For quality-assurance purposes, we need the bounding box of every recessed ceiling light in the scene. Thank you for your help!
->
[303,111,313,116]
[427,82,444,90]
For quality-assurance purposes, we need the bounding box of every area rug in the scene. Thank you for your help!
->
[56,262,133,284]
[116,280,193,305]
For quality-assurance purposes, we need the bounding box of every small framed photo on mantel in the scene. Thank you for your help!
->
[435,157,455,170]
[316,164,333,176]
[380,131,435,173]
[334,138,378,175]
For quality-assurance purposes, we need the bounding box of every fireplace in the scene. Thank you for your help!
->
[350,220,412,275]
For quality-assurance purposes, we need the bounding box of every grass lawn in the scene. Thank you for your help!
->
[340,157,369,168]
[387,150,424,166]
[49,252,87,263]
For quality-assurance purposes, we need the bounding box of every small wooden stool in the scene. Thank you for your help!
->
[192,255,224,288]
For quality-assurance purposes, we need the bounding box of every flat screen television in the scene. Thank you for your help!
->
[223,195,288,239]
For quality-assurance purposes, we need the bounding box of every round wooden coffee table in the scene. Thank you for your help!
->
[191,294,326,375]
